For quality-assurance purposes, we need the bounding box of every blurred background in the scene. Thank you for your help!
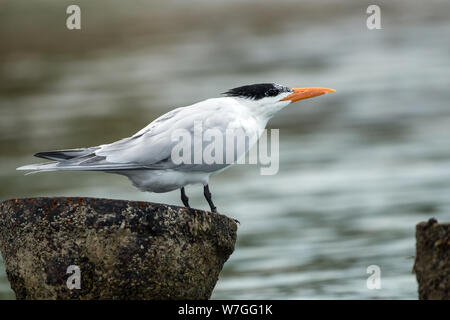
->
[1,0,450,299]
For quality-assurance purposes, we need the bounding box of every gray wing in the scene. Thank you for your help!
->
[96,100,243,172]
[18,99,246,173]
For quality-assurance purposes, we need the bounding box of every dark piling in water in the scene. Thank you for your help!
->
[0,197,237,300]
[413,218,449,300]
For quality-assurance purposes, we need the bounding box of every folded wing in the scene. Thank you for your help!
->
[17,98,243,174]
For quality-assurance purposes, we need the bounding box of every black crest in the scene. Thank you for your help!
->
[223,83,290,100]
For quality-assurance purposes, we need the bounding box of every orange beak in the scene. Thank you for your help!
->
[281,87,336,103]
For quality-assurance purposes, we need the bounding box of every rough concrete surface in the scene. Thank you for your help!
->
[414,218,449,300]
[0,197,237,300]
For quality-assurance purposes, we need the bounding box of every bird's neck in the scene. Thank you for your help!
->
[235,98,289,126]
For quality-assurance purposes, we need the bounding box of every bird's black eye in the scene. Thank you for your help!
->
[266,89,279,97]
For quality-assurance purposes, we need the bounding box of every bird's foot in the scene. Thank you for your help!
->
[180,187,191,210]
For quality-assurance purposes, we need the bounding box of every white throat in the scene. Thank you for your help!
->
[234,94,292,124]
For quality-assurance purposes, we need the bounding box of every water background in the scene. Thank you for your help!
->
[1,0,450,299]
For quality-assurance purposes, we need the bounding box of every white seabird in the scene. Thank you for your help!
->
[17,83,335,212]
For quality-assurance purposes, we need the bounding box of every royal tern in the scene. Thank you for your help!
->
[17,83,335,212]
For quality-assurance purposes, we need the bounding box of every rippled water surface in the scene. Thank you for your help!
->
[1,0,450,299]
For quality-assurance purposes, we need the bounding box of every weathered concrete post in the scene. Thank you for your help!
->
[0,197,237,299]
[413,218,449,300]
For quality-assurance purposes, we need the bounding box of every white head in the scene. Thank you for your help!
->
[223,83,335,121]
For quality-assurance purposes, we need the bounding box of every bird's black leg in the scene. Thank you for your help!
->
[180,187,190,209]
[203,184,217,213]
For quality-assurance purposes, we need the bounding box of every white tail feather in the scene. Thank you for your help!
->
[17,162,60,174]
